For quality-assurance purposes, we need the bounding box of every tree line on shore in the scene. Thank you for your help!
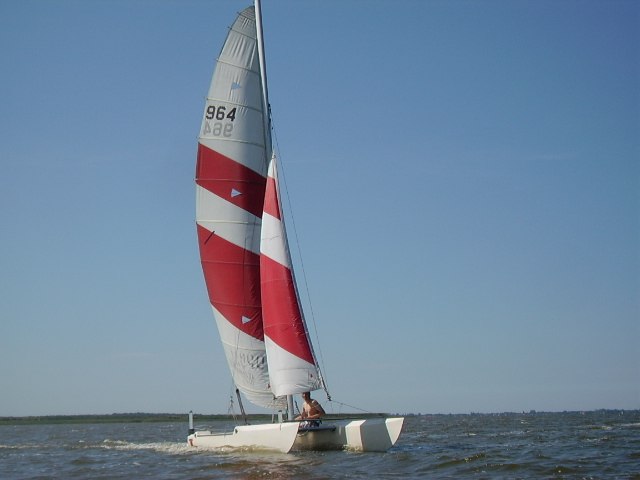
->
[0,412,389,425]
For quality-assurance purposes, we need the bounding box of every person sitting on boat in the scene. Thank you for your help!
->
[295,392,325,427]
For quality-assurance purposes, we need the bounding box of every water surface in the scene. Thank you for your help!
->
[1,411,638,479]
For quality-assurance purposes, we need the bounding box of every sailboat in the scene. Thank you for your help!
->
[188,0,403,453]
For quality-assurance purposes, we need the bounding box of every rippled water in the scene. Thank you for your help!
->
[1,411,638,479]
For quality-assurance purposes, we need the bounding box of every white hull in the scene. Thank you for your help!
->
[187,417,404,453]
[188,422,299,453]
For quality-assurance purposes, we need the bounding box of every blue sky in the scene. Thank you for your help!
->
[1,0,638,416]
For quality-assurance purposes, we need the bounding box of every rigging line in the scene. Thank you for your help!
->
[328,399,382,416]
[227,381,238,421]
[270,121,331,399]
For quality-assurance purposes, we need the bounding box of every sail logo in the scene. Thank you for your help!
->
[236,352,266,369]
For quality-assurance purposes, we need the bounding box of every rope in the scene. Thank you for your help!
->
[328,399,384,416]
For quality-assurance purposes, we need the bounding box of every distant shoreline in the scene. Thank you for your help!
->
[0,412,390,426]
[0,413,259,426]
[0,409,635,426]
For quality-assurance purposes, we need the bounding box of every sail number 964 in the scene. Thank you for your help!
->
[203,105,237,138]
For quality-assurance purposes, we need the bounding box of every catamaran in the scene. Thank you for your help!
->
[188,0,404,453]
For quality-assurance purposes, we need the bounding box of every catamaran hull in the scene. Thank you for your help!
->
[187,422,299,453]
[187,418,404,453]
[293,417,404,452]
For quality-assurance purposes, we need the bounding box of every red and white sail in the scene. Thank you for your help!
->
[195,6,278,408]
[260,157,321,397]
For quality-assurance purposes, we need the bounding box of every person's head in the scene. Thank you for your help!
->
[302,392,311,401]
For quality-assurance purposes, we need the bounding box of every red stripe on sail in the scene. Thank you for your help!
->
[197,223,264,340]
[262,175,280,220]
[261,254,314,364]
[196,143,266,219]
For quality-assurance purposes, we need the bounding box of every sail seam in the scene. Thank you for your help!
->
[228,24,257,42]
[197,220,258,225]
[213,59,259,76]
[204,95,261,114]
[198,138,265,150]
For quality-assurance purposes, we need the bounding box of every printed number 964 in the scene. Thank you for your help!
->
[205,106,236,121]
[203,105,236,137]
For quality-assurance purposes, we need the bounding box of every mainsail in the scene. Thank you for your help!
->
[195,6,275,408]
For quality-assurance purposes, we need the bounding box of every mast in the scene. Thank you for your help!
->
[256,0,292,420]
[255,1,327,420]
[255,0,272,157]
[256,0,296,421]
